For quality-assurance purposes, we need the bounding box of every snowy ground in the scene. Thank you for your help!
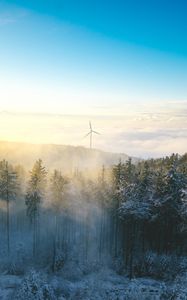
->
[54,268,164,300]
[0,264,186,300]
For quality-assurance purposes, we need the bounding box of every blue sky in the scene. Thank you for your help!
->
[0,0,187,114]
[0,1,187,156]
[3,0,187,55]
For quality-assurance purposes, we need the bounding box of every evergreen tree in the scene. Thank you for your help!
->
[50,170,68,212]
[112,160,126,257]
[0,160,19,255]
[50,170,68,271]
[162,163,187,253]
[25,159,47,256]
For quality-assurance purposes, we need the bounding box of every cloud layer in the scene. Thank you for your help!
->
[0,101,186,158]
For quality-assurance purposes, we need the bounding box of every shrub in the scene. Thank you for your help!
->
[133,252,187,280]
[15,269,56,300]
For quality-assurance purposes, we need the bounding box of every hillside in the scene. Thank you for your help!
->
[0,141,137,173]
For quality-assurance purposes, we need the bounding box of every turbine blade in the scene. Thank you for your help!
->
[89,121,92,130]
[92,130,100,135]
[84,132,91,138]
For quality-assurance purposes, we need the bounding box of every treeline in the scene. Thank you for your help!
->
[0,153,186,276]
[114,153,187,276]
[0,159,113,268]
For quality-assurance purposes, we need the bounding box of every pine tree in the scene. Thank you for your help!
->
[97,165,113,259]
[0,160,19,255]
[50,170,68,271]
[25,159,47,257]
[50,170,68,212]
[163,163,187,253]
[112,160,126,257]
[124,158,136,185]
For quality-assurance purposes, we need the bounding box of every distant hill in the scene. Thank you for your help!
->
[0,141,138,173]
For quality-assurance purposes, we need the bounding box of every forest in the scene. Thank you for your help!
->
[0,153,187,299]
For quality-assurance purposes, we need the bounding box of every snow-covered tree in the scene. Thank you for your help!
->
[0,160,19,255]
[50,170,68,271]
[25,159,47,256]
[50,170,68,212]
[15,269,56,300]
[151,163,187,253]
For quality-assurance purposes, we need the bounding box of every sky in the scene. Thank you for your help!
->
[0,0,187,157]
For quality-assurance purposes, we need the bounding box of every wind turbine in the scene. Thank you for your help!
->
[84,121,100,149]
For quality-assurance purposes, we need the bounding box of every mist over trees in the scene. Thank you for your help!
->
[25,159,47,256]
[0,153,187,298]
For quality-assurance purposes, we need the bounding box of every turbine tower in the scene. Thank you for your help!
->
[84,121,100,149]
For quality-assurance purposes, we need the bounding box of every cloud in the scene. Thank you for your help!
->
[106,132,187,158]
[0,103,186,158]
[116,128,187,141]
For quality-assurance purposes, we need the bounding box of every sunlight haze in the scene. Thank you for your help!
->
[0,0,187,157]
